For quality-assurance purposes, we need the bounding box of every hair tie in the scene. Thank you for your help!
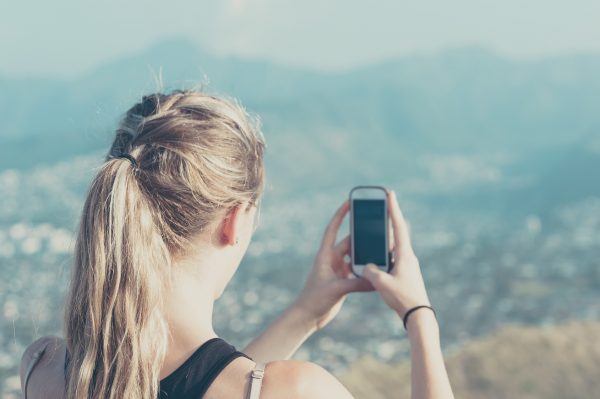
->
[403,305,436,330]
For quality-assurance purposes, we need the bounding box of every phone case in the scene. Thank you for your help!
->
[349,185,393,277]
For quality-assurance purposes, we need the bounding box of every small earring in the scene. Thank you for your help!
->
[235,237,239,244]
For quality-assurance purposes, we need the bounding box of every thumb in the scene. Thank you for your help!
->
[335,274,375,294]
[362,263,391,289]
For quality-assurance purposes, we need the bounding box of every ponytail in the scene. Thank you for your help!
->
[63,89,265,398]
[64,157,171,398]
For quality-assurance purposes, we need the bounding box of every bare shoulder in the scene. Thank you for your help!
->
[20,335,66,396]
[262,359,354,399]
[20,336,53,375]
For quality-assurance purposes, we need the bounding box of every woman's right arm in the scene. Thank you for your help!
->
[268,189,454,399]
[405,309,451,399]
[361,189,455,399]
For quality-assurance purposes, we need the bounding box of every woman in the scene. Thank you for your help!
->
[20,89,454,398]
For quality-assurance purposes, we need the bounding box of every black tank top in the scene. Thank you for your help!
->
[158,337,252,398]
[62,337,252,399]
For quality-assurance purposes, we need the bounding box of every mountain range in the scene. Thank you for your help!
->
[1,37,599,213]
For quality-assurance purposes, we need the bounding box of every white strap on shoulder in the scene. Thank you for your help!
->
[246,362,266,399]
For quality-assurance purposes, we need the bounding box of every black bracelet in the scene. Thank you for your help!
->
[403,305,436,330]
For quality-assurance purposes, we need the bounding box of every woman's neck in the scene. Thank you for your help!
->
[160,266,219,380]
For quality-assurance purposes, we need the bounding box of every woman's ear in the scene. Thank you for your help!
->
[220,204,241,246]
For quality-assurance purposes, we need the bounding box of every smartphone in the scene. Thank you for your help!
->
[349,185,391,277]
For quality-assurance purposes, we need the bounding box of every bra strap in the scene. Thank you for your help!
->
[246,362,266,399]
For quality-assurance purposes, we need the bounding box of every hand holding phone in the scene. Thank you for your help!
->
[359,189,432,318]
[293,198,374,331]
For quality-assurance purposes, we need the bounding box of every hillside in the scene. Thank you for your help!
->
[339,320,600,399]
[2,39,600,172]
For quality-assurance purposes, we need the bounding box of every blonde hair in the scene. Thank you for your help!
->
[63,89,266,398]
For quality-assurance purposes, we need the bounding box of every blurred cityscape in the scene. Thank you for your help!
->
[2,150,599,396]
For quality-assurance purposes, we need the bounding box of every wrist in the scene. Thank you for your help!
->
[287,301,320,335]
[404,307,439,337]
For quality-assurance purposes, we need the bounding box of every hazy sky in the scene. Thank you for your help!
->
[2,0,600,78]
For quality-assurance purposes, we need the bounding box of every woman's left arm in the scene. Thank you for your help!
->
[242,301,318,362]
[243,199,372,362]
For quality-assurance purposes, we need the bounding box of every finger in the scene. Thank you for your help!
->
[388,190,413,256]
[330,249,353,275]
[334,235,351,258]
[340,260,353,277]
[362,263,392,289]
[320,200,350,250]
[388,218,395,252]
[335,274,376,294]
[331,258,351,278]
[336,236,356,278]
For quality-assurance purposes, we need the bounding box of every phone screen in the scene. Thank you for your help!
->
[352,199,387,266]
